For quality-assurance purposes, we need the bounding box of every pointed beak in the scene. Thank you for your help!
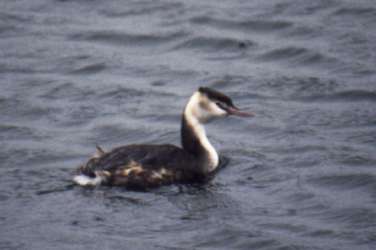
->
[226,106,255,117]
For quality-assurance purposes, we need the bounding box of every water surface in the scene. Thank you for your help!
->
[1,0,376,249]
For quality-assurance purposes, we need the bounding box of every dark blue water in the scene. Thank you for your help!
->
[1,0,375,249]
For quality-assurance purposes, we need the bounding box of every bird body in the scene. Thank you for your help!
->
[73,87,253,189]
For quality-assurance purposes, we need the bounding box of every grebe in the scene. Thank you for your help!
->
[73,87,253,189]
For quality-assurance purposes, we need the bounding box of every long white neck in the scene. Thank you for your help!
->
[181,92,219,173]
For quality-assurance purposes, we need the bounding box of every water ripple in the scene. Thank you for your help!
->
[1,0,376,249]
[298,90,376,102]
[333,6,376,18]
[173,36,256,52]
[190,16,293,33]
[257,46,336,66]
[68,29,187,48]
[309,173,376,191]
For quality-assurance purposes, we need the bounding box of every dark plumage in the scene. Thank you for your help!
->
[198,87,235,108]
[78,144,205,189]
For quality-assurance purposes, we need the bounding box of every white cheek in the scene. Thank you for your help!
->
[185,92,227,123]
[208,103,227,117]
[195,106,212,122]
[196,103,226,122]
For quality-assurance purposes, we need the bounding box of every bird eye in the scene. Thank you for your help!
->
[216,102,227,110]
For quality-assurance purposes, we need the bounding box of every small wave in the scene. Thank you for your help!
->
[304,229,335,238]
[69,62,107,74]
[329,6,376,26]
[333,7,376,17]
[190,16,293,33]
[257,46,334,66]
[40,82,95,101]
[0,96,58,121]
[62,105,99,127]
[340,154,376,167]
[173,36,255,52]
[3,146,77,167]
[98,86,175,107]
[57,54,108,75]
[106,194,148,205]
[68,30,187,47]
[0,124,38,141]
[36,183,75,196]
[0,11,32,23]
[90,124,151,145]
[0,24,18,36]
[0,62,37,74]
[310,173,376,190]
[285,25,324,39]
[259,47,308,59]
[100,2,184,18]
[323,207,376,228]
[299,90,376,102]
[208,75,250,88]
[99,86,144,100]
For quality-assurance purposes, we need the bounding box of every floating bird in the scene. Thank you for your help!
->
[73,87,253,189]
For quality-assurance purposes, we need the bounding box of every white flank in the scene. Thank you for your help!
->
[73,174,103,186]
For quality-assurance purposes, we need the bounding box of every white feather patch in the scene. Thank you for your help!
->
[73,174,103,186]
[184,92,219,172]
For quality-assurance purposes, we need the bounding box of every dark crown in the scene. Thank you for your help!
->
[198,87,235,107]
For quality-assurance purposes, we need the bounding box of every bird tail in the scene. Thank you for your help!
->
[73,173,103,186]
[72,144,108,186]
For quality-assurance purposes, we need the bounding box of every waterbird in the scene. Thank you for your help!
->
[73,87,254,189]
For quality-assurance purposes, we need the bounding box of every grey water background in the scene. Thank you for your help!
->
[1,0,376,249]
